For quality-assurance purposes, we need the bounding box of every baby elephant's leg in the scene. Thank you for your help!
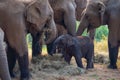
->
[74,54,84,68]
[86,46,94,69]
[64,54,72,64]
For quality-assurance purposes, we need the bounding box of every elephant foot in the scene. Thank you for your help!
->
[107,64,117,69]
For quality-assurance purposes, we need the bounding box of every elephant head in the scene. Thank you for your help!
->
[25,0,57,44]
[76,0,106,35]
[50,34,75,55]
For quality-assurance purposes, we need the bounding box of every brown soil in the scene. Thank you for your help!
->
[12,54,120,80]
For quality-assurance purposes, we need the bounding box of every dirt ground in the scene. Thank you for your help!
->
[12,53,120,80]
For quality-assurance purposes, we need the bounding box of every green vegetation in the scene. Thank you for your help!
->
[76,21,109,41]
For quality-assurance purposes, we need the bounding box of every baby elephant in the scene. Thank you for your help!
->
[50,34,94,69]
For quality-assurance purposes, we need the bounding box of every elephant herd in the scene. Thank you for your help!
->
[0,0,120,80]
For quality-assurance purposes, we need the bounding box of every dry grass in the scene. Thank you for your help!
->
[28,39,120,68]
[94,39,108,56]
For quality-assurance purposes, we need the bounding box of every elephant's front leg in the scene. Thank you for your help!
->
[74,54,83,68]
[17,53,29,80]
[64,54,72,64]
[31,33,42,57]
[86,46,94,69]
[108,42,118,69]
[46,41,54,55]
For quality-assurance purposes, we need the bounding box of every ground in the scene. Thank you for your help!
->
[12,53,120,80]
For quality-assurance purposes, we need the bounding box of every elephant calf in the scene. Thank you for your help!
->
[50,34,94,69]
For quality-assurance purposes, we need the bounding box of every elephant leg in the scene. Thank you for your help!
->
[86,58,94,69]
[17,53,29,80]
[32,39,42,57]
[108,42,118,69]
[86,46,94,69]
[74,54,84,68]
[31,33,42,57]
[64,54,72,64]
[47,41,54,55]
[0,44,11,80]
[7,46,17,78]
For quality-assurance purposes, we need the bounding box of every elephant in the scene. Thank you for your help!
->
[0,0,56,79]
[0,28,11,80]
[24,0,57,56]
[50,34,94,69]
[76,0,120,69]
[75,0,96,40]
[32,0,77,56]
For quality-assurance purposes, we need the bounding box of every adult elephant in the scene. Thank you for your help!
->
[0,28,11,80]
[32,0,76,56]
[0,0,30,79]
[75,0,96,40]
[76,0,119,69]
[0,0,56,79]
[47,0,77,55]
[24,0,57,56]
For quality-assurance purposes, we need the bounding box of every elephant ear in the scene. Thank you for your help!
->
[25,1,41,27]
[97,1,106,25]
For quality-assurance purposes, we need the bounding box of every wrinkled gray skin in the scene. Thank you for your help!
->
[76,0,120,69]
[0,28,11,80]
[51,34,94,69]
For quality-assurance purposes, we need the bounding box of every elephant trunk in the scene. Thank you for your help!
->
[49,38,59,55]
[45,18,57,44]
[76,15,89,36]
[0,29,11,80]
